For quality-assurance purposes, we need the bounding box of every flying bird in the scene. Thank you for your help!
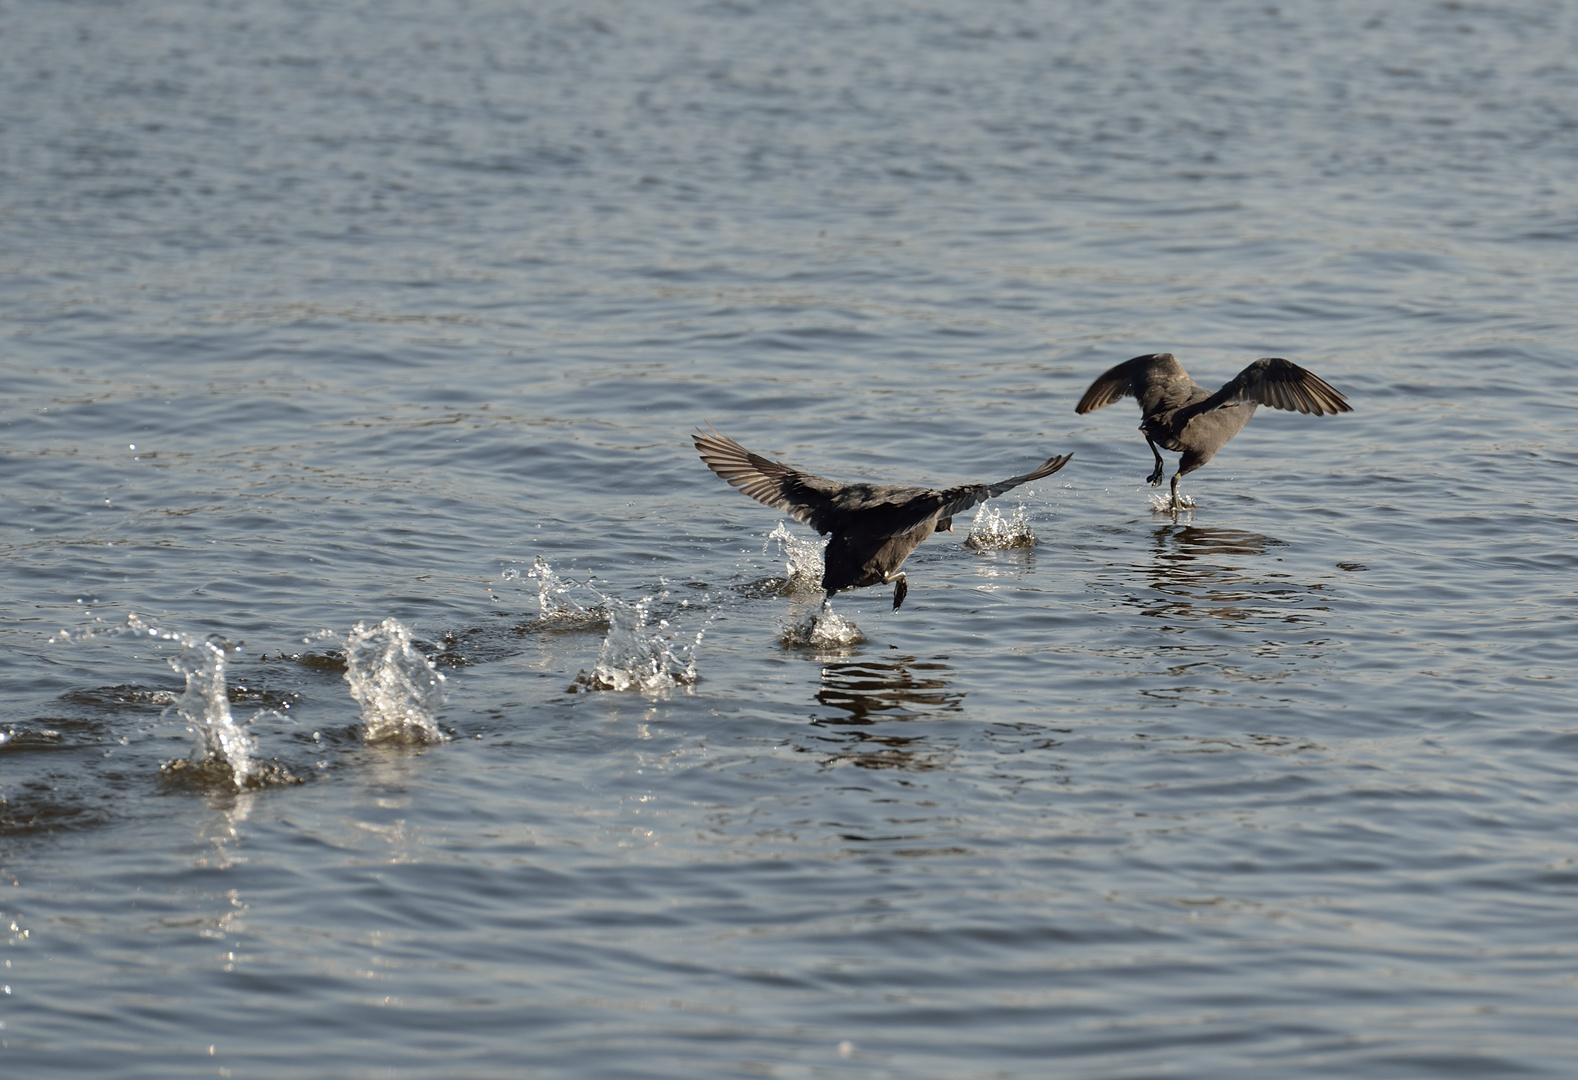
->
[693,427,1072,611]
[1075,353,1351,511]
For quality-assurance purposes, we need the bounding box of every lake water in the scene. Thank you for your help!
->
[3,1,1577,1076]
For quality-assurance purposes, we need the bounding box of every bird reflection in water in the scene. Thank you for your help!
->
[1141,523,1288,624]
[1136,517,1331,678]
[1131,523,1335,699]
[807,654,964,771]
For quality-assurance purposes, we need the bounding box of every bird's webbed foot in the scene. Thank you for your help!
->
[891,574,908,612]
[1144,434,1165,487]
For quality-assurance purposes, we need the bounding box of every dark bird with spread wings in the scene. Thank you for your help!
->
[1075,353,1351,511]
[693,427,1072,611]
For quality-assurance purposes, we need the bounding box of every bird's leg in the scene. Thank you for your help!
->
[1143,430,1165,487]
[891,573,908,612]
[1169,473,1182,513]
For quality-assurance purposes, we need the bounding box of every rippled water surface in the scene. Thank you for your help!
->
[4,1,1578,1076]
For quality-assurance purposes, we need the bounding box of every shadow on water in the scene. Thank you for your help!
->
[804,654,964,771]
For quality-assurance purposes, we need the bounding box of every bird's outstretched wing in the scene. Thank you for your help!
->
[692,427,846,534]
[933,453,1073,520]
[1206,357,1352,415]
[1074,353,1188,414]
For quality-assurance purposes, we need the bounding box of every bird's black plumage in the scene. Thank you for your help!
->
[694,427,1072,610]
[1075,354,1351,510]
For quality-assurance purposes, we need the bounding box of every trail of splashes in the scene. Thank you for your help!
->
[52,615,260,789]
[764,522,825,593]
[343,619,448,743]
[571,595,703,694]
[965,501,1036,550]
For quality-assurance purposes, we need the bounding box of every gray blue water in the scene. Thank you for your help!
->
[4,1,1578,1076]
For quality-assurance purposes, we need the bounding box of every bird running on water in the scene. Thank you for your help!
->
[693,427,1072,611]
[1075,353,1351,511]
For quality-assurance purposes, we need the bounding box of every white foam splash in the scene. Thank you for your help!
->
[52,614,258,788]
[964,500,1036,550]
[522,555,609,627]
[571,595,702,693]
[764,522,825,593]
[343,618,448,743]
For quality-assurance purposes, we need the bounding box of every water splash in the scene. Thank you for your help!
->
[343,618,448,743]
[965,501,1036,550]
[52,614,264,789]
[570,595,702,693]
[161,630,259,787]
[520,556,610,628]
[1149,492,1197,513]
[761,524,862,648]
[764,522,825,593]
[781,600,865,649]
